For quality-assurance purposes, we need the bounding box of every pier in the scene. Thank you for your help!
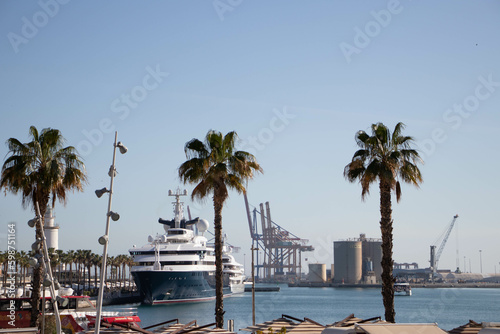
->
[244,286,280,292]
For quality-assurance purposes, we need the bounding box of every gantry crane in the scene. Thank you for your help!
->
[244,193,314,282]
[430,214,459,276]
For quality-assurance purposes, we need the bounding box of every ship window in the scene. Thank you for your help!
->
[168,230,185,235]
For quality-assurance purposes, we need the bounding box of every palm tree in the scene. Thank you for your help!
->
[0,251,7,286]
[91,254,101,294]
[74,249,85,293]
[54,249,65,282]
[18,251,30,296]
[344,122,423,323]
[179,130,262,328]
[65,250,76,286]
[0,126,87,327]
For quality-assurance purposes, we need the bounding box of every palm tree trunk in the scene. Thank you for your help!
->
[213,194,224,329]
[379,180,395,323]
[30,198,48,328]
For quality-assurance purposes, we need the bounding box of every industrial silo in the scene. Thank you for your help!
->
[361,236,382,282]
[333,241,362,284]
[308,263,326,283]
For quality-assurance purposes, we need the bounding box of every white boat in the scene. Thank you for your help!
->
[394,282,412,296]
[129,189,245,305]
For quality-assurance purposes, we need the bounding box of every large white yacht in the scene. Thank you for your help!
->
[129,189,244,304]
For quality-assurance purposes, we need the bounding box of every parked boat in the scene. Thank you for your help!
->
[0,295,138,332]
[394,282,412,296]
[129,189,245,305]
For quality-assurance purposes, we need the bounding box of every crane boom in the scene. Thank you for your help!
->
[430,214,459,274]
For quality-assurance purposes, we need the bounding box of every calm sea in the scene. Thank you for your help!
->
[107,285,500,332]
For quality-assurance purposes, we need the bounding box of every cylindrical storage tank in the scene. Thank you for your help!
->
[362,240,382,282]
[333,241,362,284]
[308,263,326,283]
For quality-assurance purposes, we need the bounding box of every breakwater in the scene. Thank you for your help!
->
[288,282,500,288]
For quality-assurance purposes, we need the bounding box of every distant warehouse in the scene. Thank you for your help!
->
[333,234,382,284]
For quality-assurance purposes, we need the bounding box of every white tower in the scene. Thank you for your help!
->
[44,206,59,250]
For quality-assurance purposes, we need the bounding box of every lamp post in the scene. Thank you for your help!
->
[479,250,483,274]
[95,132,127,334]
[251,245,258,326]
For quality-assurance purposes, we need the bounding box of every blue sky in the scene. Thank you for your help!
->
[1,1,499,276]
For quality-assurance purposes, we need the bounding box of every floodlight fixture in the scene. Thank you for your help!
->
[31,239,42,252]
[54,281,61,290]
[95,187,110,198]
[116,141,128,154]
[27,218,38,228]
[98,235,109,245]
[57,296,69,307]
[28,257,38,267]
[108,211,120,221]
[43,274,52,287]
[108,165,117,177]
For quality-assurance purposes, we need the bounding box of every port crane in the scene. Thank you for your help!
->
[430,214,459,276]
[244,193,314,281]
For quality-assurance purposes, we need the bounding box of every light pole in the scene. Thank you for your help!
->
[479,250,483,274]
[251,245,259,326]
[95,132,127,334]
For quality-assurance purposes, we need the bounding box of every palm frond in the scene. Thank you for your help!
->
[345,122,423,202]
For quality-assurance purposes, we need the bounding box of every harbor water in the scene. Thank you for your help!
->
[107,285,500,332]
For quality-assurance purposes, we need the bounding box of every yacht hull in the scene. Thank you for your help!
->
[132,270,232,305]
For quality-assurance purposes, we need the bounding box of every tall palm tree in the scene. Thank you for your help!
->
[54,249,65,282]
[0,251,7,286]
[0,126,87,327]
[179,130,262,328]
[65,250,76,286]
[91,254,101,294]
[344,122,423,323]
[18,251,29,296]
[74,249,85,293]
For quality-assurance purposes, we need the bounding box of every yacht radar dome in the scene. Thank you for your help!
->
[197,219,209,234]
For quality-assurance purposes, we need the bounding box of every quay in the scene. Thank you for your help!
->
[244,286,280,292]
[287,282,500,288]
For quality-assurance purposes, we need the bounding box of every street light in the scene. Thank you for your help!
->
[95,187,110,198]
[251,245,259,326]
[95,132,127,334]
[479,250,483,274]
